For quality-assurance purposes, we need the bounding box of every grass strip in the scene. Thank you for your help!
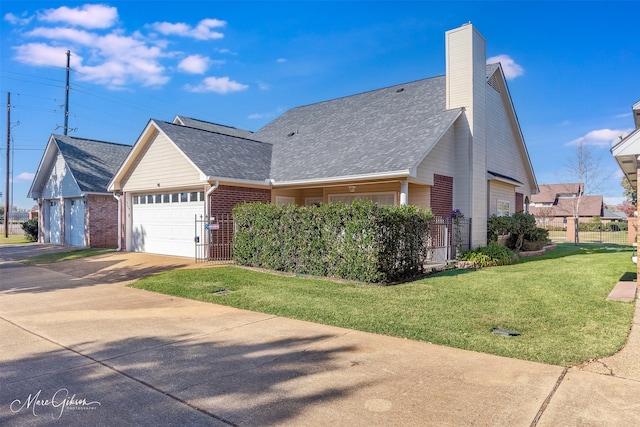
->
[131,243,635,366]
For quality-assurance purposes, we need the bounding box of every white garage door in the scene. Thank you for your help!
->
[67,198,85,247]
[130,191,205,258]
[48,200,61,244]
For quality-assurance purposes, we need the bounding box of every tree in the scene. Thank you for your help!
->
[622,177,637,207]
[617,200,636,217]
[563,141,608,245]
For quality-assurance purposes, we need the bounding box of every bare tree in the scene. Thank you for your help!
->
[563,141,608,245]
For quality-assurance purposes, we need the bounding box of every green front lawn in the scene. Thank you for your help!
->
[0,235,32,244]
[130,243,636,366]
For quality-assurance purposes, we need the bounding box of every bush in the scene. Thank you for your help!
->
[458,243,516,268]
[233,200,433,283]
[487,215,511,243]
[21,218,38,241]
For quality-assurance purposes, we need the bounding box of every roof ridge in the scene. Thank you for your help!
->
[53,134,131,148]
[156,119,271,146]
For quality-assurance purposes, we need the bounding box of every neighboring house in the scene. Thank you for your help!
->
[28,135,131,248]
[108,24,538,257]
[529,183,605,225]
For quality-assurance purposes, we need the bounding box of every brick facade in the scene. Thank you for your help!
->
[430,174,453,217]
[87,194,119,248]
[209,185,271,216]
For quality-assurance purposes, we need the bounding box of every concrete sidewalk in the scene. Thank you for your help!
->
[1,249,639,426]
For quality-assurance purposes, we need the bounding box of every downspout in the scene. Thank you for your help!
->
[113,192,121,251]
[205,180,220,220]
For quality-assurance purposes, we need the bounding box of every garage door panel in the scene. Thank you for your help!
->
[48,200,61,245]
[131,200,203,258]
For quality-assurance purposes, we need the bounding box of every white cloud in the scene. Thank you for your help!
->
[257,81,270,90]
[13,172,35,183]
[149,18,226,40]
[26,26,97,45]
[13,43,76,67]
[185,76,248,94]
[4,12,33,25]
[248,107,283,120]
[487,54,524,80]
[276,58,287,63]
[567,128,633,148]
[38,4,118,29]
[179,55,210,74]
[9,6,236,90]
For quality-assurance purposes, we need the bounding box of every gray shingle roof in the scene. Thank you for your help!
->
[54,135,131,193]
[254,75,462,182]
[173,116,255,139]
[153,120,272,182]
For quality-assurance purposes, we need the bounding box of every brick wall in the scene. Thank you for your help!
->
[210,185,271,216]
[430,174,453,217]
[87,194,119,248]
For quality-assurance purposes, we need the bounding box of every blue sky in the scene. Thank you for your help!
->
[1,1,639,210]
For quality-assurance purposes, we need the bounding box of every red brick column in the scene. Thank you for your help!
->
[566,217,576,243]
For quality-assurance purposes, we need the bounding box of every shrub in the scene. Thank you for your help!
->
[487,215,511,243]
[21,218,38,241]
[458,243,516,268]
[233,200,433,283]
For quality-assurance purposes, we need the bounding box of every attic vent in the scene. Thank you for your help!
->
[487,75,500,93]
[287,131,296,137]
[396,88,405,93]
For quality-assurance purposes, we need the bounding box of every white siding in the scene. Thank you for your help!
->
[416,125,457,185]
[485,80,533,197]
[123,132,203,192]
[488,181,516,216]
[41,152,81,199]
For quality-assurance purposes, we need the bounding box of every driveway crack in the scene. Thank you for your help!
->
[530,367,568,427]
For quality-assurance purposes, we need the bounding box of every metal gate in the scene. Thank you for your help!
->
[195,213,234,262]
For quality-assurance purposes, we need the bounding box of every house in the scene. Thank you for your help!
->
[28,135,131,247]
[108,24,538,258]
[529,183,605,225]
[611,100,640,258]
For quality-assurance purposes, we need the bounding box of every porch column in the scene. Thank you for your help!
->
[400,180,408,205]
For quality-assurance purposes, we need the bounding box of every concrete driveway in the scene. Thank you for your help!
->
[1,244,639,426]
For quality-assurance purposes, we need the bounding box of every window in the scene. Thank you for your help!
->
[329,192,396,206]
[132,196,139,205]
[199,191,204,201]
[139,195,146,204]
[190,192,198,202]
[147,195,154,204]
[180,192,189,202]
[497,200,510,216]
[172,193,179,203]
[276,196,296,206]
[155,194,162,204]
[305,197,323,206]
[163,194,170,203]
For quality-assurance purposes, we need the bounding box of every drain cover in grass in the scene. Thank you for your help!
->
[491,328,521,337]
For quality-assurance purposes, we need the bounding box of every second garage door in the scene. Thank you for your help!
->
[130,191,205,258]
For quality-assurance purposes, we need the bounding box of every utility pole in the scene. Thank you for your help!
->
[64,50,70,135]
[4,92,10,238]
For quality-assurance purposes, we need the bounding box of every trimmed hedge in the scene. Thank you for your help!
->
[233,200,433,283]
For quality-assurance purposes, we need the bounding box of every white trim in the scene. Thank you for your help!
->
[271,170,411,187]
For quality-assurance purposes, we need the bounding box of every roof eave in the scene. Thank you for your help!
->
[271,170,412,187]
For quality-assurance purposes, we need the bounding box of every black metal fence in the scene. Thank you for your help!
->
[425,216,471,263]
[537,218,630,245]
[195,213,235,262]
